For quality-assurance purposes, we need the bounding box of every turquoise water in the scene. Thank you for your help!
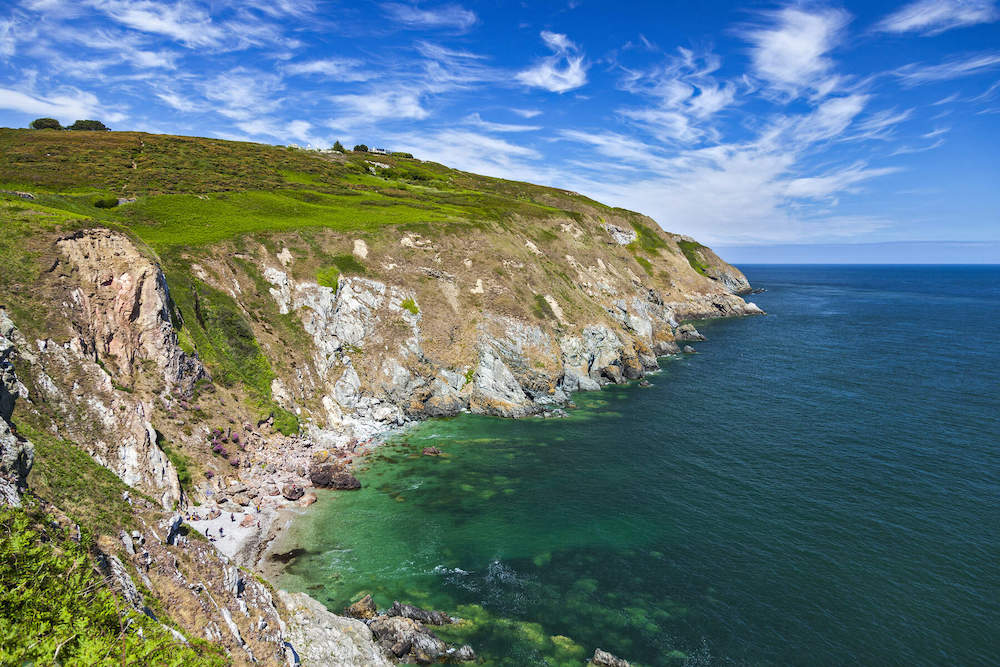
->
[276,266,1000,665]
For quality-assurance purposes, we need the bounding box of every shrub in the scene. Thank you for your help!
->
[316,266,340,290]
[68,119,110,131]
[93,195,119,208]
[391,151,414,158]
[353,144,369,152]
[333,140,345,152]
[29,117,62,130]
[401,297,419,315]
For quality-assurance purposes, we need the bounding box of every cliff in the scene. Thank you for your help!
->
[0,128,761,665]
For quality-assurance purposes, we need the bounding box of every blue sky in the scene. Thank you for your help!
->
[1,1,998,260]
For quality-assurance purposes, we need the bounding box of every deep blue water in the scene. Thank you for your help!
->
[279,265,1000,666]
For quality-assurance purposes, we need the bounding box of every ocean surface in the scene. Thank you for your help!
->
[274,265,1000,666]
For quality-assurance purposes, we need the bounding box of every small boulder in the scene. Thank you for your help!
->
[590,648,630,667]
[282,483,304,501]
[206,508,221,520]
[310,463,361,490]
[346,594,377,620]
[387,600,453,625]
[675,323,705,341]
[298,492,317,507]
[239,514,255,528]
[422,446,442,456]
[682,345,696,354]
[267,487,280,496]
[451,645,476,662]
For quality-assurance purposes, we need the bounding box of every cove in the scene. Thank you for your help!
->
[273,266,1000,666]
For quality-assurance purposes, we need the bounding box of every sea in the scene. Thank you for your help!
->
[273,265,1000,666]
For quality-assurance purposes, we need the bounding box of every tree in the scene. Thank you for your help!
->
[67,120,110,131]
[353,144,369,152]
[30,118,62,130]
[333,140,345,152]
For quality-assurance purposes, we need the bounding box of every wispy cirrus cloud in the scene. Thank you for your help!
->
[894,51,1000,85]
[616,47,736,143]
[516,31,588,93]
[875,0,998,35]
[381,3,477,31]
[0,86,117,121]
[285,58,371,81]
[327,90,429,130]
[739,6,851,100]
[464,113,540,132]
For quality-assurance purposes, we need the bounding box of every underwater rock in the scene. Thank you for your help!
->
[310,463,361,490]
[422,446,442,456]
[590,647,630,666]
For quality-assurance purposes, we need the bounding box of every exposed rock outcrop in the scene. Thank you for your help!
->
[279,590,393,667]
[56,228,205,393]
[0,311,33,506]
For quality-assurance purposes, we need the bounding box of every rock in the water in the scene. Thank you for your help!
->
[369,615,447,663]
[638,379,651,387]
[299,492,318,507]
[282,483,305,501]
[387,600,453,625]
[346,594,377,620]
[682,345,696,354]
[309,463,361,490]
[450,644,476,661]
[675,323,705,341]
[590,648,630,666]
[422,446,442,456]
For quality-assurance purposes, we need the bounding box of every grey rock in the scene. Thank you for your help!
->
[278,590,392,667]
[387,600,453,625]
[590,647,630,667]
[682,345,696,354]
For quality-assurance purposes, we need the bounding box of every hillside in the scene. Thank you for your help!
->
[0,127,761,665]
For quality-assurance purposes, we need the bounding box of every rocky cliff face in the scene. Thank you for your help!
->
[0,310,34,506]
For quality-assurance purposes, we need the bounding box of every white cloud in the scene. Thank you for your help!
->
[741,6,850,99]
[557,89,898,244]
[88,0,225,48]
[203,69,283,120]
[616,47,736,142]
[381,3,477,31]
[327,91,428,129]
[922,126,950,138]
[516,31,588,93]
[285,58,370,81]
[511,108,542,118]
[464,113,540,132]
[847,107,913,140]
[876,0,998,35]
[894,52,1000,85]
[388,129,544,181]
[1,19,16,58]
[0,86,104,120]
